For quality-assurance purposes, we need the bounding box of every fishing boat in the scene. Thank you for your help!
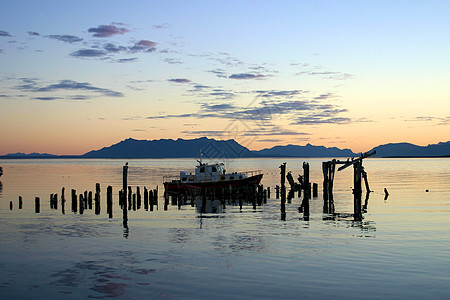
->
[163,160,263,193]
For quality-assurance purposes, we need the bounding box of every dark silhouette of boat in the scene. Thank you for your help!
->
[163,161,263,192]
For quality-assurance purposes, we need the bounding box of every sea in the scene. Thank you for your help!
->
[0,158,449,299]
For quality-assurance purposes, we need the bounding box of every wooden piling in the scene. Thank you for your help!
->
[61,187,65,204]
[53,193,58,210]
[275,185,280,199]
[127,186,132,208]
[313,183,318,198]
[267,187,271,199]
[300,162,310,220]
[144,187,149,210]
[79,194,84,214]
[122,163,128,230]
[19,196,23,209]
[280,162,286,187]
[132,193,136,211]
[150,189,154,211]
[353,161,363,221]
[95,191,100,215]
[71,189,77,213]
[107,185,113,218]
[88,191,93,209]
[35,197,40,213]
[137,186,141,210]
[362,169,371,193]
[10,201,13,210]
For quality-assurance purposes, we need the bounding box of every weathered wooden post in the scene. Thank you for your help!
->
[150,189,154,211]
[164,190,169,211]
[94,191,100,215]
[132,193,136,211]
[313,183,318,198]
[137,186,141,209]
[154,188,159,210]
[122,163,128,229]
[267,187,270,199]
[275,185,280,199]
[88,191,93,209]
[19,196,23,209]
[300,162,310,220]
[79,194,84,214]
[128,186,132,209]
[322,162,329,201]
[144,187,149,210]
[35,197,40,213]
[362,168,371,193]
[84,190,88,208]
[353,161,363,221]
[61,187,65,204]
[10,201,13,210]
[71,189,77,213]
[107,185,113,218]
[96,183,100,197]
[50,193,54,209]
[53,193,58,210]
[280,162,286,187]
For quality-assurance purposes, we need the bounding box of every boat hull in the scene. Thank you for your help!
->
[164,174,263,192]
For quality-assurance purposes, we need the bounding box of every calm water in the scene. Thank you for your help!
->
[0,158,449,299]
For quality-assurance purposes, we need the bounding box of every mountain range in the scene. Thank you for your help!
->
[1,138,449,159]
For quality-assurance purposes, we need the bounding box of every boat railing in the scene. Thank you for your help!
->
[163,170,263,183]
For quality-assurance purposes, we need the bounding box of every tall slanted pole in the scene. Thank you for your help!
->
[301,162,310,220]
[122,163,128,230]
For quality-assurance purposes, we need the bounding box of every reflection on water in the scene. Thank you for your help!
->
[0,158,449,299]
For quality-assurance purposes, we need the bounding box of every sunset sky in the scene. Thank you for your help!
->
[1,1,449,155]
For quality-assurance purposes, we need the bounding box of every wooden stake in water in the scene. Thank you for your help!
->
[122,163,128,229]
[35,197,40,213]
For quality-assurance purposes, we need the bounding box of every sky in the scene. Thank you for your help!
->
[1,1,449,155]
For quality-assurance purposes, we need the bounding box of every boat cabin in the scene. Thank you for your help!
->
[179,162,248,183]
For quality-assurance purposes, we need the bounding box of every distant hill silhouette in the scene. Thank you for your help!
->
[370,141,450,157]
[2,138,449,159]
[82,137,253,158]
[3,152,57,158]
[253,143,355,157]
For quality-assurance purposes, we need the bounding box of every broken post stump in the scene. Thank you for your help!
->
[313,183,318,198]
[35,197,40,213]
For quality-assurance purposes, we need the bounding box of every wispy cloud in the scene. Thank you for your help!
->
[153,23,170,29]
[16,78,123,98]
[46,34,83,43]
[296,70,353,80]
[129,40,157,53]
[229,73,266,80]
[33,96,64,101]
[116,58,138,63]
[88,24,129,38]
[103,43,127,53]
[406,116,450,126]
[0,30,12,37]
[163,58,183,64]
[168,78,191,83]
[70,49,107,58]
[27,31,40,36]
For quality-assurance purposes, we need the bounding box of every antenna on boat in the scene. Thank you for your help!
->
[197,151,203,165]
